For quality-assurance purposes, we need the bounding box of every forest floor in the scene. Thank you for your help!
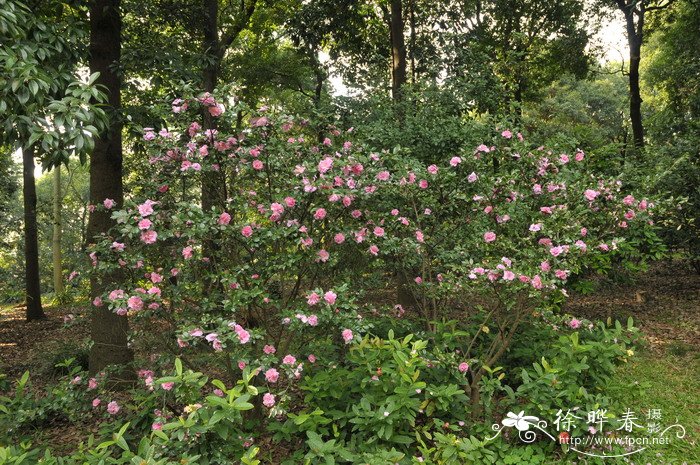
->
[1,261,698,463]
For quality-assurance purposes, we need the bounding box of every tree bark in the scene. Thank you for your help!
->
[87,0,133,377]
[619,0,645,150]
[52,165,64,295]
[22,145,45,321]
[390,0,407,101]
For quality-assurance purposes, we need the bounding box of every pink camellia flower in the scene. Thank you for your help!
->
[218,212,231,225]
[92,398,101,408]
[324,290,337,305]
[342,329,354,343]
[559,154,569,164]
[307,292,320,306]
[127,296,143,311]
[138,219,152,230]
[208,104,224,117]
[307,314,319,326]
[368,245,379,256]
[418,179,428,189]
[450,156,462,167]
[265,368,279,383]
[263,393,276,408]
[182,246,193,259]
[138,200,156,217]
[334,233,345,244]
[376,171,391,181]
[284,196,296,207]
[107,401,120,415]
[314,208,327,220]
[263,344,276,354]
[529,223,542,232]
[569,318,581,329]
[270,203,284,215]
[414,276,423,284]
[252,159,264,170]
[458,362,470,373]
[416,230,424,243]
[282,354,296,365]
[150,272,163,283]
[540,261,551,272]
[152,422,163,431]
[550,246,564,257]
[88,378,98,390]
[638,199,648,210]
[141,230,157,244]
[373,226,385,237]
[501,130,512,139]
[575,150,585,162]
[161,382,174,391]
[467,172,478,183]
[584,189,599,202]
[427,164,438,175]
[103,198,115,209]
[318,157,334,174]
[581,227,588,236]
[555,269,568,280]
[308,354,317,363]
[503,270,515,281]
[531,275,543,289]
[317,249,330,262]
[599,243,610,251]
[624,210,636,220]
[483,231,496,243]
[241,225,253,238]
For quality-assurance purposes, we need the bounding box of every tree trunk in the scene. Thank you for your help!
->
[390,0,407,101]
[22,145,45,321]
[52,165,64,295]
[628,35,644,149]
[87,0,133,377]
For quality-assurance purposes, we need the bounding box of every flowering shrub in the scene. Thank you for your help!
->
[82,93,662,461]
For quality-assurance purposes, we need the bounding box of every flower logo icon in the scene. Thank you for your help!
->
[502,411,540,431]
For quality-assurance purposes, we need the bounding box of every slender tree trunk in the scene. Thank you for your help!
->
[87,0,133,377]
[52,165,64,295]
[22,146,45,321]
[628,35,644,149]
[390,0,407,101]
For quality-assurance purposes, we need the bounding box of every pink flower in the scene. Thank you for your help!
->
[208,104,224,117]
[415,230,424,243]
[541,261,551,272]
[138,200,156,217]
[252,159,264,170]
[182,246,194,259]
[368,245,379,256]
[263,344,276,354]
[555,269,568,280]
[503,270,515,281]
[127,296,143,311]
[92,398,101,408]
[458,362,470,373]
[342,329,354,343]
[218,212,231,225]
[241,225,253,238]
[575,150,585,162]
[263,393,276,408]
[87,378,98,390]
[265,368,279,383]
[161,382,174,391]
[284,196,296,207]
[373,226,385,237]
[449,156,462,167]
[581,227,588,236]
[314,208,327,220]
[427,164,438,175]
[419,179,428,189]
[140,230,157,244]
[467,172,478,183]
[282,355,296,365]
[531,275,543,289]
[152,422,163,431]
[584,189,599,202]
[569,318,581,329]
[317,249,330,262]
[483,231,496,243]
[334,233,345,244]
[376,171,391,181]
[107,401,120,415]
[501,130,512,139]
[324,290,337,305]
[318,157,334,174]
[308,354,317,363]
[103,198,115,209]
[307,292,320,305]
[529,223,542,232]
[549,246,564,257]
[138,219,152,230]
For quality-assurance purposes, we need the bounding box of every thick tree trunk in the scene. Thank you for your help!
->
[87,0,133,377]
[390,0,407,101]
[52,165,64,295]
[22,145,45,321]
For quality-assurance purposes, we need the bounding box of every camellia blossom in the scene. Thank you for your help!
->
[218,212,231,225]
[282,354,296,365]
[103,198,115,209]
[265,368,279,383]
[263,393,276,408]
[252,159,264,170]
[324,290,337,305]
[241,225,253,238]
[342,329,354,343]
[140,230,157,244]
[584,189,599,202]
[483,231,496,243]
[467,172,478,183]
[450,156,462,167]
[569,318,581,329]
[107,401,120,415]
[458,362,470,373]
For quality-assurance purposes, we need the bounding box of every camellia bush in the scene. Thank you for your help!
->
[79,92,664,462]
